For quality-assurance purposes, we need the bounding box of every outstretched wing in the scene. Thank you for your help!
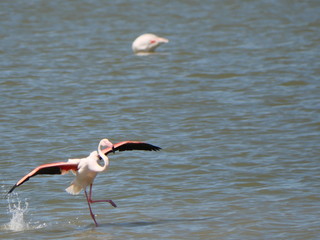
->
[102,141,161,155]
[8,162,78,194]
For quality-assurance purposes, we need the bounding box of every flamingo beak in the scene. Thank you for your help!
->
[112,146,115,154]
[157,37,169,44]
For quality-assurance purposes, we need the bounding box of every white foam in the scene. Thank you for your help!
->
[4,195,30,231]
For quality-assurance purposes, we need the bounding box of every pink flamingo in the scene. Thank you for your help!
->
[132,33,169,53]
[8,139,161,226]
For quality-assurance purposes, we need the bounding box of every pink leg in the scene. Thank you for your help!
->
[84,189,98,227]
[88,184,117,208]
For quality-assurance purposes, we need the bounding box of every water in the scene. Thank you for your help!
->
[4,195,30,231]
[1,0,320,239]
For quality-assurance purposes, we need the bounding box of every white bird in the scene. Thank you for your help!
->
[8,138,161,226]
[132,33,169,53]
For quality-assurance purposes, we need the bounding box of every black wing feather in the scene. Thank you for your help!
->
[116,142,161,152]
[103,141,161,155]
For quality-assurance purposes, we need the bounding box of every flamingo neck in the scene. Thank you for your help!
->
[97,146,109,172]
[88,139,112,172]
[86,150,108,172]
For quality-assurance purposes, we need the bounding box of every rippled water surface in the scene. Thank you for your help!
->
[1,0,320,239]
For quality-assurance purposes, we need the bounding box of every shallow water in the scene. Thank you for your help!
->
[1,0,320,239]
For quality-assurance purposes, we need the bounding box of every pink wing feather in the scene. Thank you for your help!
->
[8,162,78,194]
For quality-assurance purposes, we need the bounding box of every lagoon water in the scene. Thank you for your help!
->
[1,0,320,239]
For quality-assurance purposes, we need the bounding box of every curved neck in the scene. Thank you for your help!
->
[88,147,109,173]
[88,139,112,172]
[97,145,109,172]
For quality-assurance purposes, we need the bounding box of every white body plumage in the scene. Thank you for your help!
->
[66,142,110,195]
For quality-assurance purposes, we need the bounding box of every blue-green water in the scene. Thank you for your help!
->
[1,0,320,239]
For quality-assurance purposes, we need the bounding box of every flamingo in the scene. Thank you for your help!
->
[132,33,169,53]
[7,139,161,226]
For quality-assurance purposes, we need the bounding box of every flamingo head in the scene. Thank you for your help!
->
[99,138,113,150]
[97,139,114,160]
[132,33,169,53]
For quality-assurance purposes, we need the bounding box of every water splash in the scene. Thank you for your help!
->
[4,195,31,231]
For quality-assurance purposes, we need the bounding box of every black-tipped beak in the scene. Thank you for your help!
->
[112,146,115,154]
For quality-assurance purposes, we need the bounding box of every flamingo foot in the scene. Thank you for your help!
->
[90,211,98,227]
[89,199,117,208]
[88,184,117,208]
